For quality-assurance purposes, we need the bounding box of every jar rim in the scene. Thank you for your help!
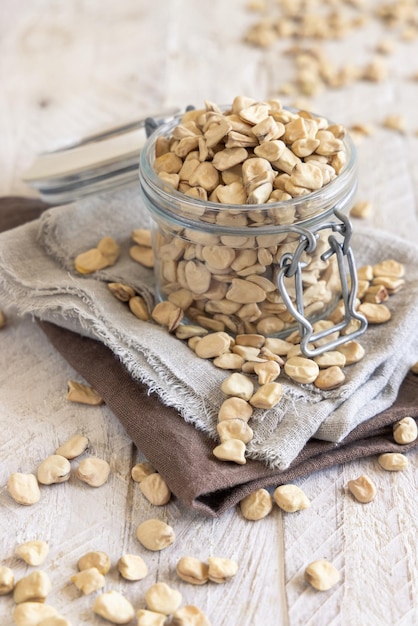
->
[139,106,357,233]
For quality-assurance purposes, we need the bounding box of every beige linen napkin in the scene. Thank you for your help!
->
[39,319,418,517]
[1,189,418,470]
[1,196,418,517]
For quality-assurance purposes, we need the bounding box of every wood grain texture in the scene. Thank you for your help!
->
[0,1,417,625]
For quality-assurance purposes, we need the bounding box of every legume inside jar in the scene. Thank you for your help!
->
[139,97,366,355]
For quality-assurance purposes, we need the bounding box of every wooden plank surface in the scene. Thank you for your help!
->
[0,1,417,625]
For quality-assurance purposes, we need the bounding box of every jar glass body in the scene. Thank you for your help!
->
[139,113,359,339]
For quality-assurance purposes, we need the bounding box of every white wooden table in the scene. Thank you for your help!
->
[1,2,417,625]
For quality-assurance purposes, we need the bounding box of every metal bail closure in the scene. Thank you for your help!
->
[275,208,368,358]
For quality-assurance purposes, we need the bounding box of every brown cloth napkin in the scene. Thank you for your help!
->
[2,197,418,517]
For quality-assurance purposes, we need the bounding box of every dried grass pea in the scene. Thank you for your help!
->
[274,484,310,512]
[304,560,340,591]
[13,603,59,626]
[393,417,417,444]
[15,540,49,566]
[55,434,89,459]
[207,557,238,583]
[220,372,254,400]
[71,568,105,595]
[136,609,167,626]
[131,461,156,482]
[284,357,319,384]
[217,397,253,422]
[249,382,284,408]
[145,582,182,615]
[176,557,209,585]
[216,418,254,444]
[13,570,51,604]
[66,380,103,405]
[77,550,111,575]
[0,565,14,595]
[347,475,376,503]
[7,473,41,506]
[212,438,247,465]
[378,453,408,471]
[37,455,71,485]
[93,590,135,624]
[313,366,345,390]
[136,519,175,551]
[140,472,172,506]
[172,605,211,626]
[239,488,274,520]
[74,236,120,274]
[117,554,148,581]
[76,457,110,487]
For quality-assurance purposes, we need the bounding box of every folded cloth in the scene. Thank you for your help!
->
[1,191,418,472]
[36,321,418,516]
[1,196,417,517]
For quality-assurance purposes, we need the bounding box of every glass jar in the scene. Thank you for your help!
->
[139,111,367,356]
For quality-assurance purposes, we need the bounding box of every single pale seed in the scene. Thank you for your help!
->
[393,417,418,444]
[358,302,391,324]
[314,366,345,390]
[37,455,71,485]
[7,473,40,506]
[239,488,273,521]
[176,557,209,585]
[136,519,175,551]
[347,475,377,503]
[207,557,238,583]
[213,439,246,464]
[217,397,253,422]
[213,352,245,370]
[172,605,211,626]
[221,372,254,400]
[274,484,310,512]
[97,236,120,263]
[56,434,89,459]
[13,570,51,604]
[132,228,152,247]
[131,461,156,483]
[0,566,14,595]
[304,560,340,591]
[76,457,110,487]
[74,248,110,274]
[13,603,58,626]
[378,453,408,471]
[66,380,103,405]
[71,568,105,595]
[93,590,135,624]
[140,473,172,506]
[313,351,346,369]
[373,259,405,278]
[145,582,182,615]
[130,245,155,268]
[336,341,365,365]
[250,382,284,408]
[284,356,319,384]
[136,609,167,626]
[217,419,254,443]
[78,551,111,575]
[195,332,232,359]
[129,296,150,321]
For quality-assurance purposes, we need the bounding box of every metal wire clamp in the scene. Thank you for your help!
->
[275,208,368,357]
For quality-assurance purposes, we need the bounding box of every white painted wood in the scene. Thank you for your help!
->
[0,2,417,625]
